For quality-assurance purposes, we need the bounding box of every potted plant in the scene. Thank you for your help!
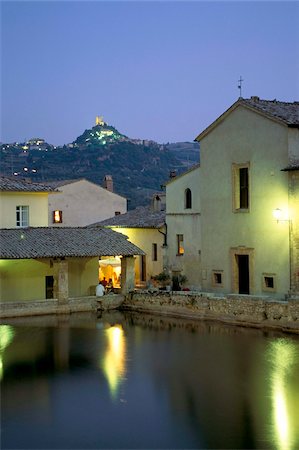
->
[153,271,171,290]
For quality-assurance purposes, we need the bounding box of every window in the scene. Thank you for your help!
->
[53,210,63,223]
[177,234,184,255]
[232,163,250,211]
[185,188,192,209]
[262,273,276,292]
[16,205,29,227]
[152,243,158,261]
[115,211,121,216]
[212,271,223,287]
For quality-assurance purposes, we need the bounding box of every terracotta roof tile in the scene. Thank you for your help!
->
[92,206,166,228]
[0,176,57,192]
[0,227,144,259]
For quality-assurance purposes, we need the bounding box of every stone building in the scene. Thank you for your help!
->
[195,97,299,298]
[94,200,166,286]
[47,178,127,227]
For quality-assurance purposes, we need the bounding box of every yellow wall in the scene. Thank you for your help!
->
[199,105,290,298]
[0,257,99,302]
[0,192,49,228]
[109,227,165,283]
[166,166,201,289]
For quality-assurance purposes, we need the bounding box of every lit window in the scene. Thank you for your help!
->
[232,163,250,211]
[185,188,192,209]
[152,243,158,261]
[177,234,184,255]
[53,210,63,223]
[16,206,29,227]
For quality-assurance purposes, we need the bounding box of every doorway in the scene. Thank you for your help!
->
[237,255,249,294]
[45,276,54,299]
[140,255,146,283]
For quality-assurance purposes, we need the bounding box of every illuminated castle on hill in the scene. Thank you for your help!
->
[95,115,107,126]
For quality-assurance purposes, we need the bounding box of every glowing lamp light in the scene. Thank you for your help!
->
[273,208,282,222]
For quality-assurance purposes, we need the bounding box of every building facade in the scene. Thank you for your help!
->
[195,97,299,298]
[165,165,201,289]
[47,178,127,227]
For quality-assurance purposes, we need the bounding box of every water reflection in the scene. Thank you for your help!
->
[0,325,15,379]
[268,338,299,450]
[101,324,126,399]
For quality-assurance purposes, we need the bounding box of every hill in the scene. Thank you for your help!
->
[0,122,199,209]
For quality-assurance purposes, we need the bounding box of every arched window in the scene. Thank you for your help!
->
[185,188,192,209]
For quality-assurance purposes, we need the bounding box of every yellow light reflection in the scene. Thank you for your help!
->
[268,339,298,450]
[102,325,126,399]
[0,325,15,380]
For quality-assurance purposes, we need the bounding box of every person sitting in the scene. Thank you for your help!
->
[106,278,114,294]
[96,281,105,297]
[101,277,108,288]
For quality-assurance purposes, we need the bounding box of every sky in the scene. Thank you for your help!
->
[1,1,299,146]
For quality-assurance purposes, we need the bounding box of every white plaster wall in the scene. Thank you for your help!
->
[288,128,299,163]
[166,166,201,289]
[48,179,127,227]
[68,257,98,297]
[0,192,49,228]
[199,105,291,298]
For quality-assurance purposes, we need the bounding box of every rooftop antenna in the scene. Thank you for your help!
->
[238,76,244,98]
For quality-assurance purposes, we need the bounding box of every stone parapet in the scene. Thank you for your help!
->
[0,297,97,318]
[123,291,299,334]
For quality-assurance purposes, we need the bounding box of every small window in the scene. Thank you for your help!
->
[232,163,250,212]
[262,273,276,292]
[185,188,192,209]
[115,211,121,216]
[177,234,184,255]
[53,210,63,223]
[16,205,29,227]
[152,243,158,261]
[212,270,224,287]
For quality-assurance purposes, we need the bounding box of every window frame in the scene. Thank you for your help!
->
[16,205,29,227]
[262,273,277,293]
[53,210,63,223]
[232,162,250,212]
[185,188,192,209]
[212,270,224,287]
[177,234,184,256]
[152,243,158,261]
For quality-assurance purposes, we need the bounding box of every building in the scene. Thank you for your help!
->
[93,199,166,286]
[0,227,144,302]
[165,164,201,289]
[194,97,299,298]
[0,177,143,303]
[0,176,57,228]
[47,178,127,227]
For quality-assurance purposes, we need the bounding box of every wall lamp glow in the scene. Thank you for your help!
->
[273,208,290,223]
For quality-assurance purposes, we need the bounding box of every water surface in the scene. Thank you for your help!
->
[1,311,299,449]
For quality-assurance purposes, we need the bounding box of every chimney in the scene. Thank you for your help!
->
[251,96,260,102]
[103,175,113,192]
[169,170,176,179]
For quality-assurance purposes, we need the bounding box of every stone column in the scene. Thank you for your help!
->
[53,259,69,304]
[121,256,135,294]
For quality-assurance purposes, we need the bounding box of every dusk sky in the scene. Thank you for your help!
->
[1,1,299,146]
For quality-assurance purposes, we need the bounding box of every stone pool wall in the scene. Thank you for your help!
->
[0,296,97,318]
[123,291,299,334]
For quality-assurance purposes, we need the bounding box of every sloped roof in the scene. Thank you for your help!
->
[195,97,299,141]
[44,178,126,199]
[282,164,299,171]
[164,163,200,186]
[0,227,144,259]
[92,206,166,228]
[0,176,58,193]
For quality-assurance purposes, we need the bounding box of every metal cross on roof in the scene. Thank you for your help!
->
[238,76,244,98]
